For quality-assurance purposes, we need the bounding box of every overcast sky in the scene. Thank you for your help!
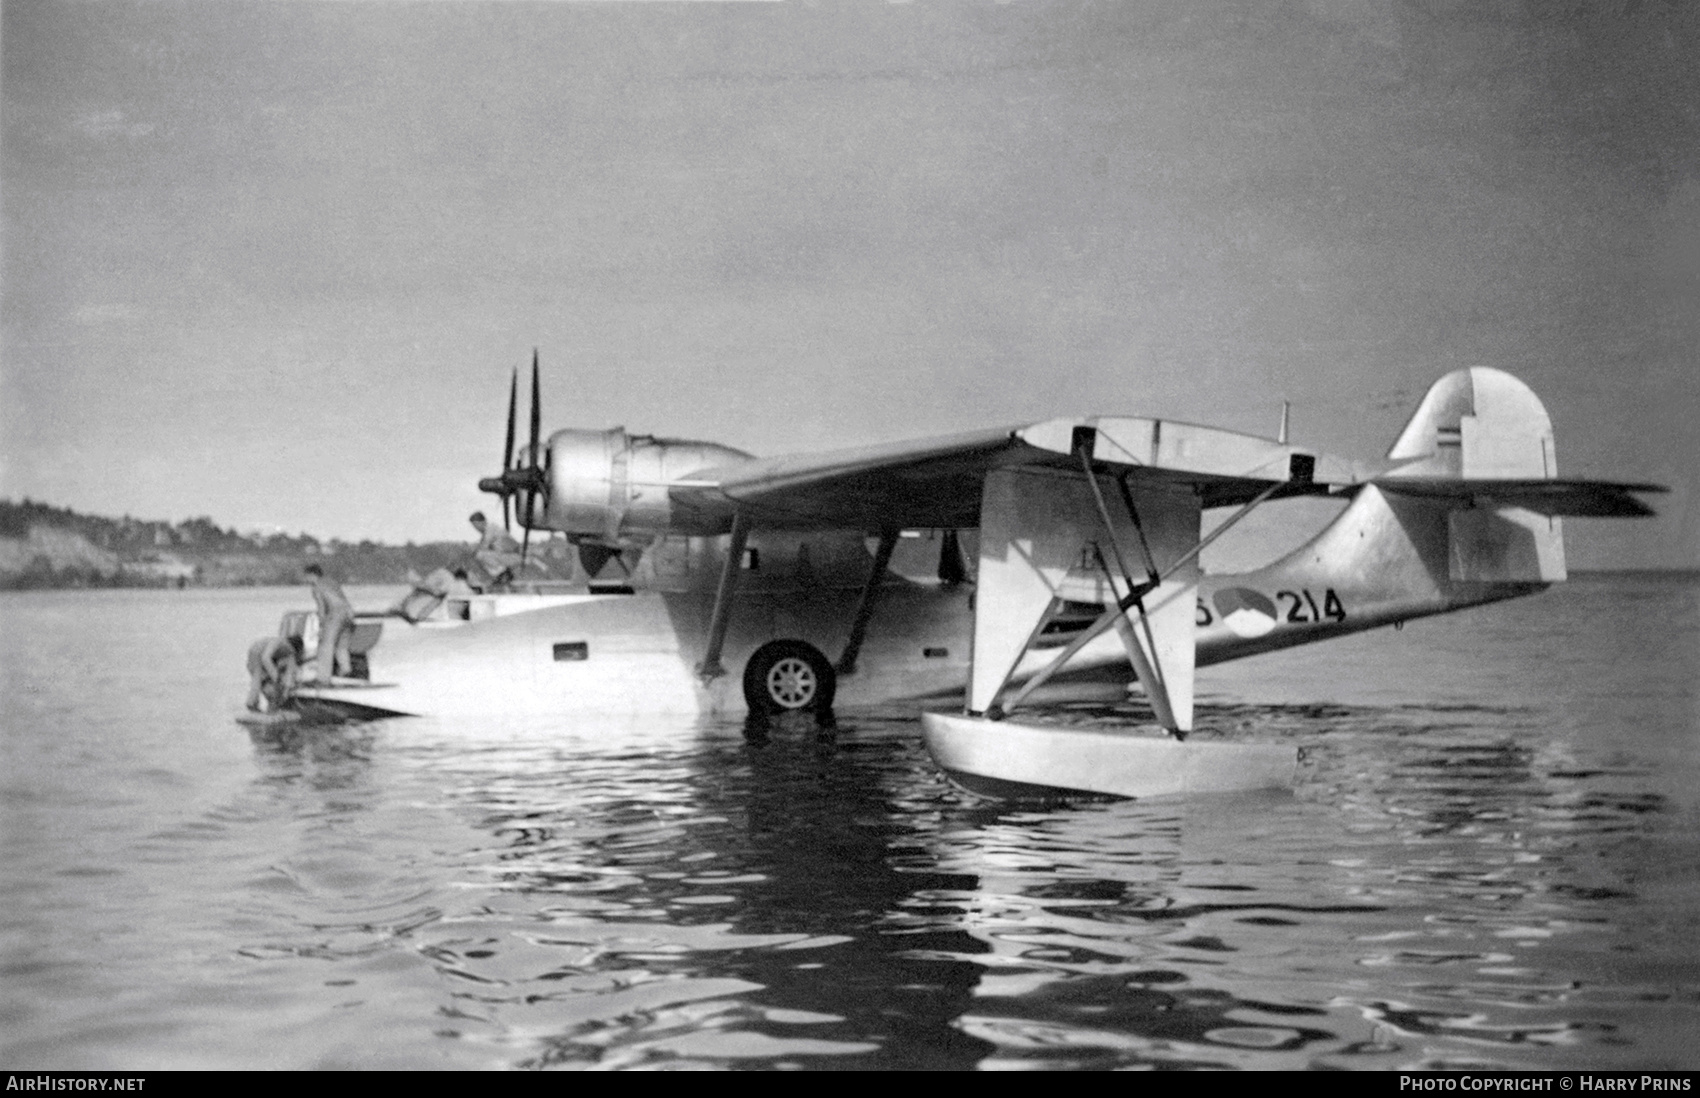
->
[3,0,1695,569]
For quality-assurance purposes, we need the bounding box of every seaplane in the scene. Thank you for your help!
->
[280,356,1663,799]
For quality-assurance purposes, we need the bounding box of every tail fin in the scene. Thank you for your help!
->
[1200,368,1662,665]
[1376,367,1663,581]
[1386,366,1555,478]
[1381,367,1567,583]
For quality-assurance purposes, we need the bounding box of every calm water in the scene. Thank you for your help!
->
[2,576,1696,1070]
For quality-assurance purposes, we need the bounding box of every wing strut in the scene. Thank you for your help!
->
[1072,441,1180,730]
[998,473,1287,721]
[836,528,899,675]
[1078,441,1158,601]
[697,510,751,683]
[1090,544,1181,733]
[993,443,1175,723]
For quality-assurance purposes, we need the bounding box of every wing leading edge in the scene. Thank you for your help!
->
[672,417,1358,532]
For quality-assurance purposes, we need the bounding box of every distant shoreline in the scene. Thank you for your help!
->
[0,497,519,590]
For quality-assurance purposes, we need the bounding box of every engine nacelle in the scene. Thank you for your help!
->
[542,428,751,541]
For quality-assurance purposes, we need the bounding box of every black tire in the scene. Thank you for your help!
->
[742,640,837,717]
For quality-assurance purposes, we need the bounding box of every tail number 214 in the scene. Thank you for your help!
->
[1195,588,1349,627]
[1277,588,1347,624]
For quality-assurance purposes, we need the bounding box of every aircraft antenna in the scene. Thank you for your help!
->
[1278,400,1290,445]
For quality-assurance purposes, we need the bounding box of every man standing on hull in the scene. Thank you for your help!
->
[304,563,354,682]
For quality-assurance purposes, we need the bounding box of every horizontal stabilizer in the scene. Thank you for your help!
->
[1374,477,1665,518]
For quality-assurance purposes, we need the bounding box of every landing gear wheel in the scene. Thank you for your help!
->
[743,640,837,718]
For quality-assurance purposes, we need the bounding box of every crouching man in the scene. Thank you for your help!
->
[246,634,302,712]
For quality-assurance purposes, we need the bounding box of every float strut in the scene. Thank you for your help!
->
[999,445,1172,720]
[697,509,750,683]
[1000,474,1288,715]
[1078,437,1156,597]
[837,528,899,675]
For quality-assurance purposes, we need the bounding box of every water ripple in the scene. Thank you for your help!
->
[4,580,1697,1069]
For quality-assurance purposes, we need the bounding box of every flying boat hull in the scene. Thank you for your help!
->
[288,583,1137,720]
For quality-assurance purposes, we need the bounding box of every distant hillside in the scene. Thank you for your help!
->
[0,498,535,589]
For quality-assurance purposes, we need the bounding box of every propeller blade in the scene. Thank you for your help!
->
[502,368,517,530]
[503,368,518,471]
[529,349,541,474]
[523,349,542,573]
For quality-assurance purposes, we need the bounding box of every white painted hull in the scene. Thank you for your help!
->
[921,712,1297,799]
[291,585,1137,720]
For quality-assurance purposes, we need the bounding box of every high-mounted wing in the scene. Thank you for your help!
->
[673,416,1357,532]
[674,427,1024,531]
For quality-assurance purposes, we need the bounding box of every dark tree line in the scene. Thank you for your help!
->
[0,498,476,589]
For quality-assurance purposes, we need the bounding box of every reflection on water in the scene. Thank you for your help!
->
[194,705,1700,1070]
[2,578,1697,1069]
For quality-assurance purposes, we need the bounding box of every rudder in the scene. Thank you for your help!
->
[1384,367,1565,583]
